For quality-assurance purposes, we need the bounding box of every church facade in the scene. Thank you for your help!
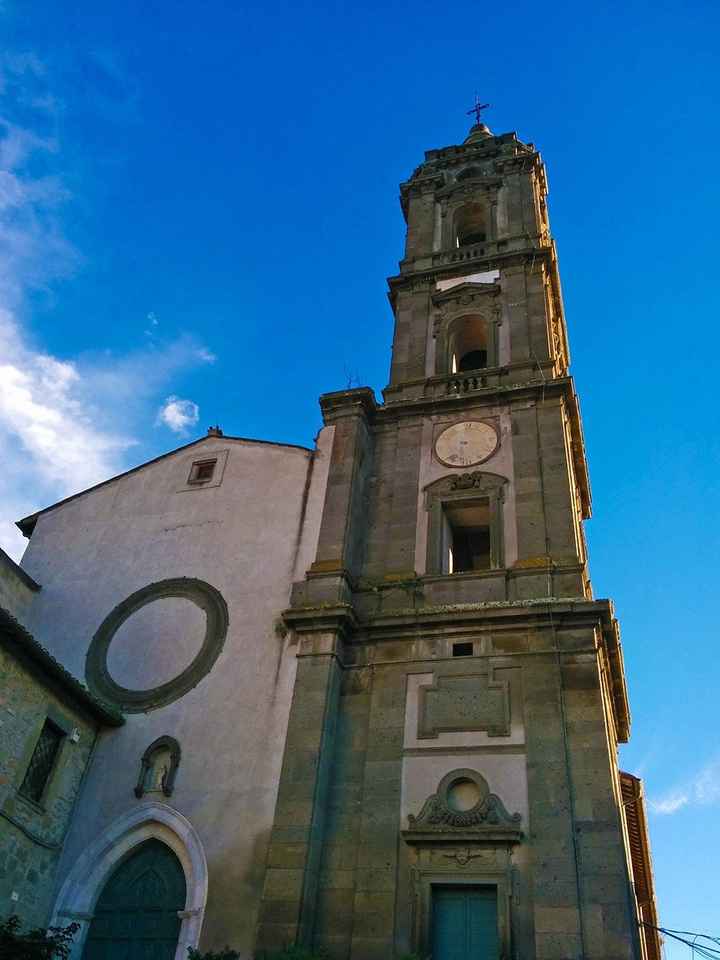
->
[1,118,659,960]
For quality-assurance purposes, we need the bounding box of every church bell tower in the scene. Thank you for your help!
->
[258,114,657,960]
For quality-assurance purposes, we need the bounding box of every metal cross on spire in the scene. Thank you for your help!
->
[466,96,491,126]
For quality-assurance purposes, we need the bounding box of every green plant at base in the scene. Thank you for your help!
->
[188,949,242,960]
[190,945,329,960]
[0,916,79,960]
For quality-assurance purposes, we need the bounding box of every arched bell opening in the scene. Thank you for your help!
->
[454,202,488,248]
[448,315,491,374]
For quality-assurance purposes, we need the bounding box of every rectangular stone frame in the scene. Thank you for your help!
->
[426,487,505,575]
[9,704,74,813]
[411,863,512,960]
[416,672,511,739]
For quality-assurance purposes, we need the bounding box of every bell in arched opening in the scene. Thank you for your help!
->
[454,202,488,247]
[458,349,488,372]
[448,316,491,374]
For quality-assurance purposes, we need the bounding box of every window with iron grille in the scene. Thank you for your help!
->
[19,720,64,804]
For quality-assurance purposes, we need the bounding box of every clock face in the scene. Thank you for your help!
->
[434,421,498,467]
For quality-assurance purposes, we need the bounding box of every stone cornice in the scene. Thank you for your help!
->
[313,377,590,519]
[283,595,629,743]
[282,602,359,637]
[434,177,504,199]
[319,386,378,425]
[431,281,501,306]
[380,371,564,410]
[359,596,628,743]
[401,827,523,848]
[376,375,591,519]
[388,243,553,302]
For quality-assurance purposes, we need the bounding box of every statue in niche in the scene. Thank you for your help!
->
[134,736,181,798]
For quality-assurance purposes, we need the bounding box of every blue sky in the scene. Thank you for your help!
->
[1,0,718,951]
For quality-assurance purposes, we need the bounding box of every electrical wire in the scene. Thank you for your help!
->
[640,922,720,960]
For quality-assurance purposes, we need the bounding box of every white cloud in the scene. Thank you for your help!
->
[648,757,720,815]
[157,396,199,434]
[0,53,214,561]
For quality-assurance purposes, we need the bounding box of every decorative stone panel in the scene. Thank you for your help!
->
[417,673,510,739]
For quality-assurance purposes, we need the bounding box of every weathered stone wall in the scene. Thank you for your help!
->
[262,123,639,960]
[261,615,634,960]
[0,548,39,623]
[0,646,97,928]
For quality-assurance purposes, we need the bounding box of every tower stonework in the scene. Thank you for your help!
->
[258,122,651,960]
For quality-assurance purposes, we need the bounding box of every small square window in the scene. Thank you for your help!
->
[187,459,217,485]
[452,642,474,658]
[19,720,64,804]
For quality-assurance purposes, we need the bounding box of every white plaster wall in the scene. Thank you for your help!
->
[18,432,331,953]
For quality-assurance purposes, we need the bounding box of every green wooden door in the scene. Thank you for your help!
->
[83,839,186,960]
[432,886,498,960]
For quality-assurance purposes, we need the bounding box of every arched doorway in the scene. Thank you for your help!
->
[82,839,186,960]
[52,802,207,960]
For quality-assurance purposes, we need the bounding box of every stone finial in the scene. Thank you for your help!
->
[207,425,223,437]
[464,123,493,144]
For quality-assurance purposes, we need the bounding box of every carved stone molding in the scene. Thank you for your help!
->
[86,578,229,713]
[424,469,506,504]
[441,847,486,866]
[403,769,522,847]
[450,471,498,491]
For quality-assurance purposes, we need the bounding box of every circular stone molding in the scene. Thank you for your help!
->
[86,578,229,713]
[437,768,490,814]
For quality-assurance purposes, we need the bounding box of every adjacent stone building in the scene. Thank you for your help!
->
[0,550,123,929]
[2,117,660,960]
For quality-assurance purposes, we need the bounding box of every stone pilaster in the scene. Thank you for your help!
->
[257,632,343,950]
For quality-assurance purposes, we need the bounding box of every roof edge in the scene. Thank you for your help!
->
[16,432,315,537]
[0,607,124,726]
[0,546,41,591]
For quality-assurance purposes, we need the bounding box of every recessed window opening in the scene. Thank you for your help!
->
[444,500,491,574]
[449,316,489,374]
[452,641,473,658]
[188,458,217,484]
[19,719,64,804]
[454,202,487,248]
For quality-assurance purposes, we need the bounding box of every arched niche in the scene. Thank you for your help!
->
[135,736,181,799]
[51,802,208,960]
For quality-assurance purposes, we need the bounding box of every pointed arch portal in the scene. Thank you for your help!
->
[82,839,186,960]
[52,802,207,960]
